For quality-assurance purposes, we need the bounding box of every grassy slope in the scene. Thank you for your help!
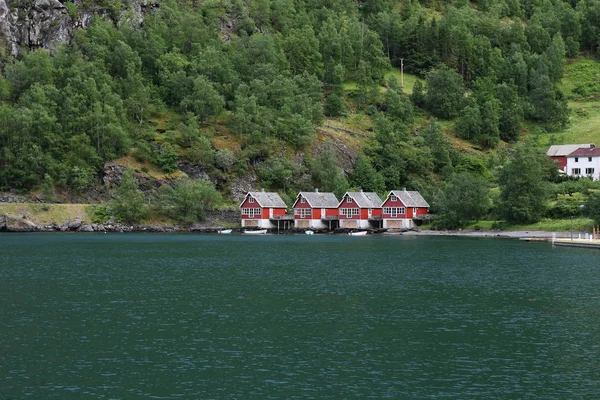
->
[0,203,92,224]
[536,58,600,149]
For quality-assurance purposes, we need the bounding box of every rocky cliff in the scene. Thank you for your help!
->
[0,0,155,55]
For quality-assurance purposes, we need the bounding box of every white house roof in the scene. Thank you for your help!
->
[547,144,594,157]
[389,190,430,208]
[241,191,287,208]
[294,191,339,208]
[342,191,383,208]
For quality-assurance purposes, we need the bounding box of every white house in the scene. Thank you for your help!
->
[565,147,600,180]
[547,143,595,172]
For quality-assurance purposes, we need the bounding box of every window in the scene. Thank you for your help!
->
[294,208,311,218]
[242,208,261,217]
[572,168,581,175]
[586,168,595,175]
[413,208,418,214]
[248,197,254,203]
[575,157,579,162]
[301,197,306,203]
[383,207,405,216]
[340,208,359,218]
[589,157,593,162]
[346,197,352,203]
[390,195,397,202]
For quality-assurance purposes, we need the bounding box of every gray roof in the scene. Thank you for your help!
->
[389,190,430,208]
[295,192,339,208]
[343,191,383,208]
[547,144,594,157]
[242,191,287,208]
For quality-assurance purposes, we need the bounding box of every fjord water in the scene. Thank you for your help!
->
[1,234,599,399]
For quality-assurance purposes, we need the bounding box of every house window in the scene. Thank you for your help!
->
[346,197,352,203]
[390,195,397,202]
[572,168,581,175]
[301,197,306,203]
[586,168,595,175]
[413,208,417,215]
[248,197,254,203]
[383,207,405,216]
[575,157,579,162]
[294,208,311,218]
[589,157,593,162]
[340,208,359,218]
[242,208,261,217]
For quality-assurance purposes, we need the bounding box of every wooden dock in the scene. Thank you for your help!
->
[553,238,600,249]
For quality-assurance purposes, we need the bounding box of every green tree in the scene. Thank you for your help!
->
[350,154,385,193]
[156,178,221,225]
[423,120,452,173]
[585,192,600,224]
[433,172,491,229]
[111,167,148,224]
[529,64,569,130]
[499,145,551,224]
[180,76,225,126]
[423,66,466,119]
[41,173,56,201]
[311,141,349,198]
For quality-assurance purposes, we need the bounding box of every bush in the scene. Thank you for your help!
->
[155,143,179,173]
[215,149,235,170]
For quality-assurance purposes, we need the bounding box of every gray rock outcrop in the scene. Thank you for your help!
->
[0,0,158,56]
[5,215,38,232]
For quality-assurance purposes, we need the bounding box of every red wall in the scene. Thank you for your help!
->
[551,156,567,171]
[382,196,428,218]
[240,197,261,219]
[241,196,286,219]
[240,197,257,209]
[294,198,311,219]
[338,196,381,219]
[338,197,360,219]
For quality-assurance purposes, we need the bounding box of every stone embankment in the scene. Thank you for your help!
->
[0,210,241,233]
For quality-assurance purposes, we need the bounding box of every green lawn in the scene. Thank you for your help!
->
[343,69,421,94]
[534,100,600,149]
[509,217,593,232]
[384,68,420,94]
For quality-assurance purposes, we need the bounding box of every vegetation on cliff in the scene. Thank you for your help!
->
[2,0,600,227]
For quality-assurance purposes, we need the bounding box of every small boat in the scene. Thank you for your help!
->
[217,229,232,234]
[244,229,268,235]
[348,231,367,236]
[305,230,314,235]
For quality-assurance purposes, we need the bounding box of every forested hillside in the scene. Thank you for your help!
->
[3,0,600,227]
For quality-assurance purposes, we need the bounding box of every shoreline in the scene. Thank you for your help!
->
[394,229,572,239]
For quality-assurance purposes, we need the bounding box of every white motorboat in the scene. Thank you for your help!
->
[348,231,367,236]
[305,230,314,235]
[244,229,268,235]
[217,229,232,234]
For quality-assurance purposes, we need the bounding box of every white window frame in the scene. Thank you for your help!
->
[301,197,306,203]
[340,208,359,218]
[390,195,397,202]
[413,207,417,215]
[383,207,405,217]
[248,197,255,203]
[572,168,581,175]
[589,157,593,162]
[294,208,311,218]
[586,168,595,175]
[242,208,262,218]
[346,197,352,203]
[575,157,579,162]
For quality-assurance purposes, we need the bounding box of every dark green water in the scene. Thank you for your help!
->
[1,233,600,399]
